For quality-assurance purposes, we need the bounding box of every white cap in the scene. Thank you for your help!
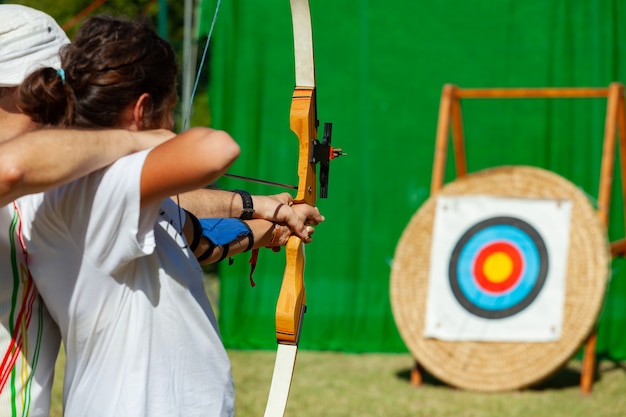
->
[0,5,70,87]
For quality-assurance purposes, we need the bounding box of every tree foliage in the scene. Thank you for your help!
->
[3,0,171,37]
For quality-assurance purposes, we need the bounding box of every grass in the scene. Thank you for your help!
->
[50,348,626,417]
[47,275,626,416]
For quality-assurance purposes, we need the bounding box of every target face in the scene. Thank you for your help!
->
[423,195,571,342]
[449,217,548,319]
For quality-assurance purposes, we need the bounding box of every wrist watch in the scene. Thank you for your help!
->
[233,190,254,220]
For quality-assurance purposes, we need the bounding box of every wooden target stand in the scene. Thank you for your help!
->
[408,82,626,394]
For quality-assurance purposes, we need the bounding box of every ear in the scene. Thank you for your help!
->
[128,93,151,131]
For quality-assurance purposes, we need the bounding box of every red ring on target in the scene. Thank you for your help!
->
[473,241,523,293]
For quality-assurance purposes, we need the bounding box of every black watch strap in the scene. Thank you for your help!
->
[233,190,254,220]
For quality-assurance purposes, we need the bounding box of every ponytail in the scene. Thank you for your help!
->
[18,66,70,126]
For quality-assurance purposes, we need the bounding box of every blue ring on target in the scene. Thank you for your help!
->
[448,216,548,319]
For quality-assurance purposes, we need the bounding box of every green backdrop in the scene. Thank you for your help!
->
[198,0,626,358]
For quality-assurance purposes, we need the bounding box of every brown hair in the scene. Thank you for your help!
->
[18,15,178,129]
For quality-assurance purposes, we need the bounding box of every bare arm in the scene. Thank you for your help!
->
[176,189,324,240]
[175,188,239,217]
[140,127,240,207]
[0,128,174,206]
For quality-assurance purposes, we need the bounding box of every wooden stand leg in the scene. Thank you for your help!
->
[580,331,597,395]
[410,359,423,387]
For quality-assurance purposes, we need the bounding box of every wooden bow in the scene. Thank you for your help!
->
[263,1,341,416]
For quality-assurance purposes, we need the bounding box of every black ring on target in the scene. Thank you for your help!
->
[448,216,549,319]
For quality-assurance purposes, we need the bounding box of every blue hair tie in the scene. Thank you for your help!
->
[56,68,65,84]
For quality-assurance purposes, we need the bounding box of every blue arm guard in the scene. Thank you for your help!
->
[198,218,252,245]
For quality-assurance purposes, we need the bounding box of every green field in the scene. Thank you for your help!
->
[50,349,626,417]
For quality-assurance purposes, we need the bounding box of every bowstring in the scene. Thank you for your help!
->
[178,0,222,239]
[182,0,222,131]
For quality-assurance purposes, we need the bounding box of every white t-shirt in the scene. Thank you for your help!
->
[0,202,61,417]
[17,150,234,417]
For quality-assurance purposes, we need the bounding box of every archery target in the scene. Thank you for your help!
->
[390,166,609,392]
[423,195,571,342]
[449,216,548,319]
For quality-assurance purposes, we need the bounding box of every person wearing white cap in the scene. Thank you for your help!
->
[0,5,196,417]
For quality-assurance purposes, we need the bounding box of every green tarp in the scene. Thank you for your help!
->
[199,0,626,358]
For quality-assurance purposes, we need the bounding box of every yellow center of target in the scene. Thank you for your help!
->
[482,252,513,283]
